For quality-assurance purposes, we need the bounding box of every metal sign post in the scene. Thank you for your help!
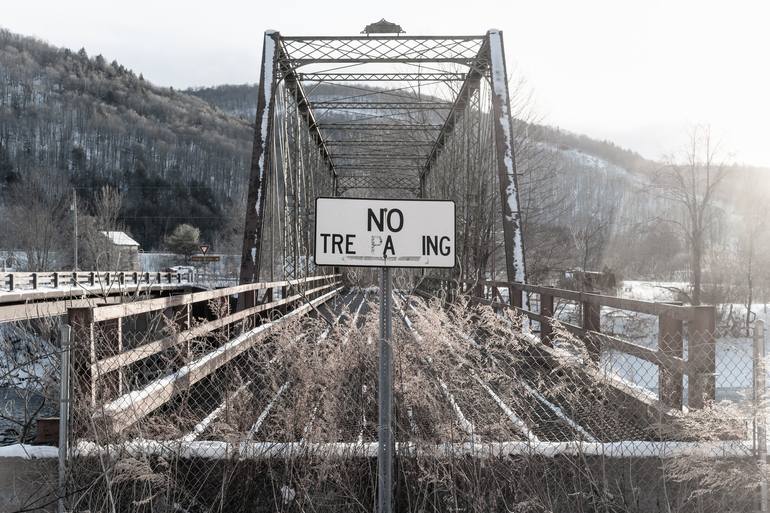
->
[378,266,393,513]
[58,324,72,513]
[313,196,456,513]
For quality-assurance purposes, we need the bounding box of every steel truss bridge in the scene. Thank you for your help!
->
[238,30,526,292]
[11,29,750,513]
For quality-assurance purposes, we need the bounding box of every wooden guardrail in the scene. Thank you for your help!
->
[68,274,342,434]
[1,270,193,292]
[419,277,716,411]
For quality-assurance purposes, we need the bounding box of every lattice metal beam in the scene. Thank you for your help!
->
[337,175,420,190]
[281,68,336,177]
[298,72,467,82]
[317,123,443,130]
[325,140,435,145]
[281,36,484,65]
[311,101,453,111]
[422,38,489,181]
[333,164,422,170]
[331,154,427,159]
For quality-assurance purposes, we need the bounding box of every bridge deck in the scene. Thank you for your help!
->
[83,287,712,456]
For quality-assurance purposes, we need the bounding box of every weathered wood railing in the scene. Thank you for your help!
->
[1,270,194,292]
[68,273,342,434]
[419,277,716,411]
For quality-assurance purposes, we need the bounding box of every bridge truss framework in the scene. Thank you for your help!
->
[239,30,527,297]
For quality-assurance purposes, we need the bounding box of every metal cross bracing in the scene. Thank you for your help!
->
[336,175,422,197]
[298,72,468,82]
[240,29,527,303]
[281,36,485,65]
[310,101,454,110]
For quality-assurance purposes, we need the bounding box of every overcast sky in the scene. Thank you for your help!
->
[4,0,769,166]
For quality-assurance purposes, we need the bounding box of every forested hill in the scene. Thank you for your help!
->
[0,29,252,250]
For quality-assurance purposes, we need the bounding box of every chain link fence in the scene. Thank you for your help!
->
[1,277,768,512]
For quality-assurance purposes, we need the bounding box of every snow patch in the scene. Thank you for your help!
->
[0,443,58,459]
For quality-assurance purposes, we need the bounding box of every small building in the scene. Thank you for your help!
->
[100,231,141,270]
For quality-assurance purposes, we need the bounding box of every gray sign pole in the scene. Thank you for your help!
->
[59,324,71,513]
[754,319,767,512]
[378,266,393,513]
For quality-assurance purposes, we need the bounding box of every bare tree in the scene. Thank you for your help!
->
[570,202,618,275]
[80,186,129,270]
[509,78,569,283]
[736,208,768,333]
[1,168,70,270]
[654,125,730,305]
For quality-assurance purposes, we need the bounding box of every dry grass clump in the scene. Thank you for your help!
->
[65,288,764,512]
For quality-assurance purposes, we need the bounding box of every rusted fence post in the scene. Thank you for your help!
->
[582,298,601,361]
[540,292,554,346]
[658,313,684,409]
[509,284,522,310]
[68,307,96,414]
[687,305,716,409]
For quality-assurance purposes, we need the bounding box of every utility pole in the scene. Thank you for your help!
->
[71,189,78,271]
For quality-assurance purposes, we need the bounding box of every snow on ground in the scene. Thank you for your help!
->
[0,443,58,459]
[604,281,770,403]
[618,280,687,302]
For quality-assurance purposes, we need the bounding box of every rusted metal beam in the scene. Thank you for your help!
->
[659,314,684,409]
[488,30,527,289]
[299,72,467,82]
[239,31,280,295]
[317,123,442,130]
[687,306,716,409]
[312,101,453,110]
[281,36,484,66]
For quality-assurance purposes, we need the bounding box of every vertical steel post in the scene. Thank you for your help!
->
[378,267,393,513]
[238,31,280,307]
[754,319,767,512]
[487,30,527,299]
[58,325,71,513]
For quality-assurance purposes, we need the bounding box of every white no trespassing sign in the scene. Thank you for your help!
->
[314,198,455,268]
